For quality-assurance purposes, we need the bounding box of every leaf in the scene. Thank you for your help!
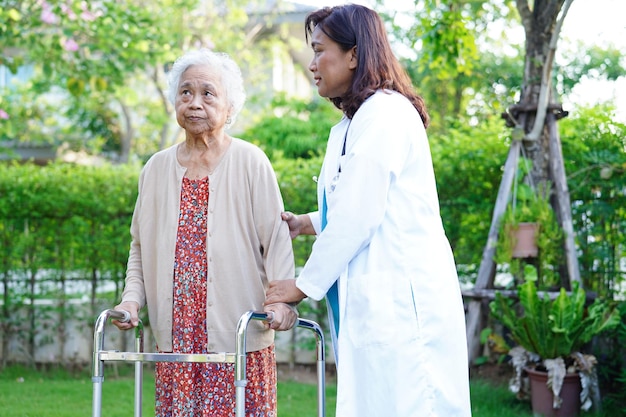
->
[490,279,620,360]
[67,77,85,96]
[7,8,22,21]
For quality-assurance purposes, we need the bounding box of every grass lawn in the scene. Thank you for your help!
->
[0,364,336,417]
[0,363,616,416]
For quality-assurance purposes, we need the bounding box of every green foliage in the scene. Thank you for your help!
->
[245,94,339,268]
[382,1,626,138]
[494,159,564,287]
[430,116,509,267]
[556,43,626,95]
[0,156,324,363]
[0,0,292,160]
[417,4,479,79]
[0,0,174,157]
[271,153,322,268]
[245,95,341,160]
[0,161,139,362]
[490,279,620,360]
[559,104,626,298]
[0,85,59,146]
[0,102,624,379]
[0,1,170,95]
[595,301,626,413]
[383,1,523,132]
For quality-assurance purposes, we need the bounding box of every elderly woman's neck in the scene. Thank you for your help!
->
[185,131,230,150]
[178,134,232,178]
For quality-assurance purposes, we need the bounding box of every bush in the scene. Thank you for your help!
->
[244,94,341,159]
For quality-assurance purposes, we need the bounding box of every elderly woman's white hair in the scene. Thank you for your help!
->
[167,49,246,128]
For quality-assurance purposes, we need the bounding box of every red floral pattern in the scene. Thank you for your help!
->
[155,177,277,417]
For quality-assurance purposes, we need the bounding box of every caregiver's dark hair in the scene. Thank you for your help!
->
[305,4,430,128]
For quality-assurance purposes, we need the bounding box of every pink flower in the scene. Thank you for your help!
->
[81,10,96,21]
[0,109,9,119]
[41,8,59,24]
[64,38,79,52]
[61,4,77,20]
[79,1,101,21]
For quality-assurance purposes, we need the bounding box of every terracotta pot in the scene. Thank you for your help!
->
[511,222,539,258]
[526,367,581,417]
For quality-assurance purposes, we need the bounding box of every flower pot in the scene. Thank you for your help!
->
[511,222,539,258]
[526,367,581,417]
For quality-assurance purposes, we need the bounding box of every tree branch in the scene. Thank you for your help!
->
[515,0,533,32]
[525,0,573,141]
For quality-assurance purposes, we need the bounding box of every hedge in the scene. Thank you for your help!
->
[0,104,624,367]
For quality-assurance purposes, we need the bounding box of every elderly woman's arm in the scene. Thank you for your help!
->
[252,152,300,331]
[113,184,147,331]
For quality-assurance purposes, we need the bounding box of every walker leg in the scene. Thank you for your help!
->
[92,380,103,417]
[92,309,140,417]
[134,324,143,417]
[134,360,143,417]
[296,318,326,417]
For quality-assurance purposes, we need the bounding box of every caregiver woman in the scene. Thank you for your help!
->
[265,4,472,417]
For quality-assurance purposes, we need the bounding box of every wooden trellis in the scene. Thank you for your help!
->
[463,103,581,363]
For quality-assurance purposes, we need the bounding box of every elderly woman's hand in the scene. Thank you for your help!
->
[112,301,140,330]
[263,303,298,331]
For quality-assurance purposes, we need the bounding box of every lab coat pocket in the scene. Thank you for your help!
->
[345,271,419,348]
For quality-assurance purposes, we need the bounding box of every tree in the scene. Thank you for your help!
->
[0,0,297,162]
[378,0,625,361]
[379,0,624,134]
[1,0,171,159]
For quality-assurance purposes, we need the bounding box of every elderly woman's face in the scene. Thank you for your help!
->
[175,64,231,136]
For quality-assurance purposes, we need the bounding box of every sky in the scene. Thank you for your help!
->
[295,0,626,120]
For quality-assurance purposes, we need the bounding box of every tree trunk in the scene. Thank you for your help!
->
[515,0,578,284]
[516,0,565,189]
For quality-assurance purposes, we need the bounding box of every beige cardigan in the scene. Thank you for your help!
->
[122,138,295,353]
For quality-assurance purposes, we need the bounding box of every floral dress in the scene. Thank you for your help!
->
[155,177,277,417]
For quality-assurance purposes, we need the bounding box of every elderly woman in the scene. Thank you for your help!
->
[113,49,297,416]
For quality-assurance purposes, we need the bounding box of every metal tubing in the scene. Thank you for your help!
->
[98,351,236,363]
[234,311,261,417]
[234,312,326,417]
[296,318,326,417]
[94,309,325,417]
[91,309,131,417]
[133,323,144,417]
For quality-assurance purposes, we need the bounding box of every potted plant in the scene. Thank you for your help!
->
[490,278,620,416]
[495,159,563,288]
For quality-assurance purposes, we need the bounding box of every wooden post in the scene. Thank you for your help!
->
[547,112,581,285]
[466,140,521,361]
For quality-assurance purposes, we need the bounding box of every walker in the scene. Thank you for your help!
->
[92,309,326,417]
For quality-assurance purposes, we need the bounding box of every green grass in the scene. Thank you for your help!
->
[0,364,616,416]
[469,379,533,417]
[469,377,620,417]
[0,364,335,417]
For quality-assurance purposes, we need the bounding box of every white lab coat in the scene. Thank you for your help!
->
[296,91,472,417]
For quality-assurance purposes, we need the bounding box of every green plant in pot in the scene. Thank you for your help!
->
[495,160,563,288]
[490,277,619,415]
